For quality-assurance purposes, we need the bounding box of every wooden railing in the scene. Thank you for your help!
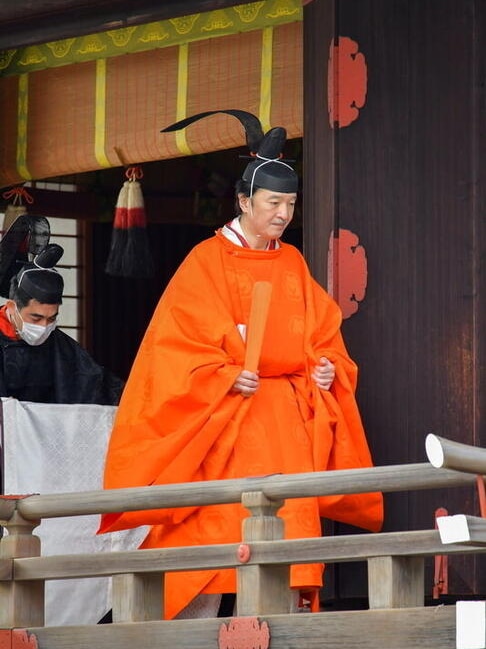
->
[0,434,485,649]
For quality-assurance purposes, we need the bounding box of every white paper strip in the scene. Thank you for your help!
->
[456,600,486,649]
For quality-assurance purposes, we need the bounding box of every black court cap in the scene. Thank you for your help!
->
[19,269,64,304]
[161,110,299,193]
[242,158,298,193]
[17,243,64,304]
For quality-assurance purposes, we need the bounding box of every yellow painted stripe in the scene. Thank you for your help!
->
[175,43,193,156]
[16,74,32,180]
[94,59,112,168]
[259,27,273,133]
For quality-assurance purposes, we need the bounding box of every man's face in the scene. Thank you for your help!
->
[7,298,59,328]
[239,188,297,245]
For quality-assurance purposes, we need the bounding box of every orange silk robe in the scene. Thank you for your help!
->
[99,231,383,618]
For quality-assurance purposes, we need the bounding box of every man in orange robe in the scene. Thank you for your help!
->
[99,111,383,619]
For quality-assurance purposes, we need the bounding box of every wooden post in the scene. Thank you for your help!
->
[112,572,164,622]
[0,510,43,627]
[368,556,424,609]
[237,491,290,615]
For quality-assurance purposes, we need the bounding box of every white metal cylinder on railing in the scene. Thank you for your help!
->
[426,434,486,475]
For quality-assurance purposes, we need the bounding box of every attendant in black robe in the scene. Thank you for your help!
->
[0,244,123,405]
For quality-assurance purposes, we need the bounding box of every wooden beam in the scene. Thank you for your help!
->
[27,606,460,649]
[112,573,163,623]
[14,188,101,221]
[12,187,213,224]
[0,560,12,581]
[237,492,290,615]
[0,0,245,49]
[368,557,424,609]
[0,513,43,627]
[10,529,486,582]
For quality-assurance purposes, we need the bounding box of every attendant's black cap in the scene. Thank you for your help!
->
[161,109,298,194]
[16,244,64,304]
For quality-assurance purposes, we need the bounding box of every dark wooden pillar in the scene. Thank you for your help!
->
[475,0,486,495]
[303,0,336,288]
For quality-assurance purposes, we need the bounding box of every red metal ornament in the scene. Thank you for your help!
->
[0,630,39,649]
[219,617,270,649]
[328,36,367,128]
[237,544,251,563]
[476,475,486,518]
[13,630,38,649]
[433,507,449,599]
[327,229,367,319]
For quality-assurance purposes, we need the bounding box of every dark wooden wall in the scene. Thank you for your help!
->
[303,0,485,599]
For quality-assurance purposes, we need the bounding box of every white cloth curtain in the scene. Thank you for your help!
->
[1,397,148,626]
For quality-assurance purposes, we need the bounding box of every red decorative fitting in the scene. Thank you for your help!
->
[327,229,367,319]
[237,543,251,563]
[476,475,486,518]
[219,617,270,649]
[125,165,143,181]
[327,36,367,128]
[0,630,11,649]
[433,507,449,599]
[2,186,34,205]
[13,630,39,649]
[0,630,39,649]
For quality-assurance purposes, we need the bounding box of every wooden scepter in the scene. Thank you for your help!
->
[244,281,273,373]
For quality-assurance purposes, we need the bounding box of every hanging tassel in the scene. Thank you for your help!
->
[105,179,129,276]
[2,186,34,235]
[123,169,155,278]
[105,166,154,278]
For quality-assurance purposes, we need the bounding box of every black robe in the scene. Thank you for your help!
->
[0,328,124,405]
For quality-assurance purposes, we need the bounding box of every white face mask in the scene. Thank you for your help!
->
[12,306,57,346]
[19,320,57,346]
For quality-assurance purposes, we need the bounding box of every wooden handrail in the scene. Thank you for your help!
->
[4,462,480,523]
